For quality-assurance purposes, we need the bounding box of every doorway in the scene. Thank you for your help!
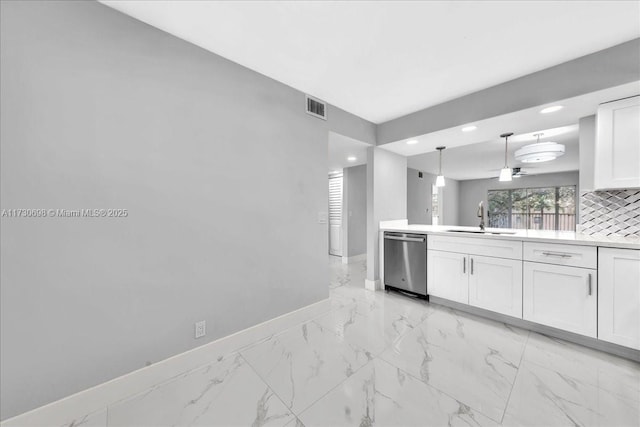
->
[328,172,343,256]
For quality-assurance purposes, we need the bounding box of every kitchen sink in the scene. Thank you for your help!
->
[445,229,517,235]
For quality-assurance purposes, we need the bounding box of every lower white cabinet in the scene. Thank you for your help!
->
[421,234,640,351]
[598,248,640,350]
[468,255,523,318]
[523,262,597,338]
[428,250,522,317]
[427,250,468,304]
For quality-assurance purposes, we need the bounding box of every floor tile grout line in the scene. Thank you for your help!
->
[375,312,528,424]
[238,311,377,421]
[333,279,535,423]
[318,299,433,360]
[106,302,345,416]
[374,353,502,424]
[237,352,301,423]
[294,356,378,421]
[499,330,531,424]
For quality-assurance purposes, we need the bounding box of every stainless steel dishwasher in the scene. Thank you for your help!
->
[383,232,427,297]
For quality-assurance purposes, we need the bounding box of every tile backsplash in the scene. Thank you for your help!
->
[579,189,640,237]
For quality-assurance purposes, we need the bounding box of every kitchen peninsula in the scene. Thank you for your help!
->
[379,220,640,361]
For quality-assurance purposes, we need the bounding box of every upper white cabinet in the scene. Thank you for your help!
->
[598,248,640,350]
[595,96,640,190]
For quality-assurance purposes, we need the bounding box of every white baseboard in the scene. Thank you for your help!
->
[341,253,366,264]
[364,279,381,291]
[1,298,332,427]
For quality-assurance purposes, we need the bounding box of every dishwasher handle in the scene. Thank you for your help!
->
[384,235,426,243]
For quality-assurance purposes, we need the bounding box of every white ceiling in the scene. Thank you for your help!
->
[385,82,640,180]
[382,82,639,155]
[101,1,640,124]
[408,125,579,181]
[328,132,370,173]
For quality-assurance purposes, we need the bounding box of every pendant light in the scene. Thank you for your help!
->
[515,133,565,163]
[499,132,513,182]
[435,146,446,187]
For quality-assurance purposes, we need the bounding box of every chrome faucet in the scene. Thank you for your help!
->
[477,201,485,231]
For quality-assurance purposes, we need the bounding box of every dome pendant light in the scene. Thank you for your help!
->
[499,132,513,182]
[435,146,446,187]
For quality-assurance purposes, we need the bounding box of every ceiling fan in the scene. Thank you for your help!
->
[489,166,533,178]
[512,167,529,178]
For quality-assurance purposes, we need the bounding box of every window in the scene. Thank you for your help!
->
[487,186,576,231]
[431,184,439,225]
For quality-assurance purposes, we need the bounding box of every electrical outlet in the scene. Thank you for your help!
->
[194,320,206,339]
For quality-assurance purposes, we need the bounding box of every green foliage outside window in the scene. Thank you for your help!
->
[488,186,576,231]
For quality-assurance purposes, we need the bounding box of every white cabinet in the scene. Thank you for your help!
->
[598,248,640,350]
[422,233,640,351]
[428,234,522,259]
[523,262,597,338]
[523,242,596,269]
[427,250,468,304]
[595,96,640,190]
[428,249,522,317]
[468,255,523,318]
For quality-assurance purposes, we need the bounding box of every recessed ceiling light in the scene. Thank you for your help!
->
[347,156,357,162]
[540,105,564,114]
[406,139,419,145]
[462,125,477,132]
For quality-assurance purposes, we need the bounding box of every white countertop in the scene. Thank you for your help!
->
[380,224,640,250]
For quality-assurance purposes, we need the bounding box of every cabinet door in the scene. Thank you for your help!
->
[523,262,597,337]
[598,248,640,350]
[595,96,640,190]
[468,255,522,318]
[427,250,468,304]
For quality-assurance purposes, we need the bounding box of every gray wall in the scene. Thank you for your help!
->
[407,168,459,225]
[458,171,580,227]
[579,115,596,192]
[366,148,407,282]
[0,1,375,419]
[343,165,367,257]
[377,39,640,144]
[407,169,433,225]
[442,178,460,226]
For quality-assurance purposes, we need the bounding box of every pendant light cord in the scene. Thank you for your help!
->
[435,146,445,176]
[499,132,514,169]
[504,135,508,168]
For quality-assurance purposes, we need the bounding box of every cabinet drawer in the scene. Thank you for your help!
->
[523,242,596,269]
[428,235,522,260]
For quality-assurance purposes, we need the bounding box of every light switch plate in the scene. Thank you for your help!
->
[317,212,327,224]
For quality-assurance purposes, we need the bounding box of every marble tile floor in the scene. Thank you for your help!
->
[69,258,639,426]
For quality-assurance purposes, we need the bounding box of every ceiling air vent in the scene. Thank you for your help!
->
[305,95,327,120]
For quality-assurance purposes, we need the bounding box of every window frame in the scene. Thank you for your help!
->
[487,185,576,231]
